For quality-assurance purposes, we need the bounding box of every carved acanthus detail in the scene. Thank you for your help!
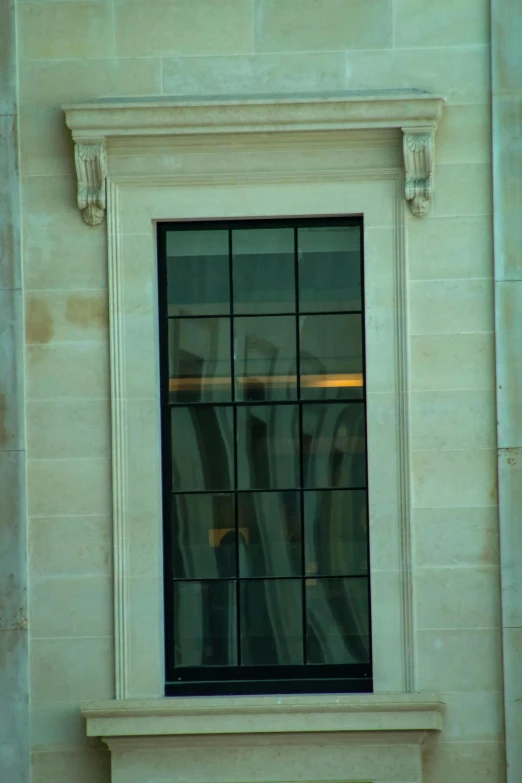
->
[75,142,107,225]
[402,130,434,217]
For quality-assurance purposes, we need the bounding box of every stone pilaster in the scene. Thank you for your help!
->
[0,0,29,780]
[492,2,522,781]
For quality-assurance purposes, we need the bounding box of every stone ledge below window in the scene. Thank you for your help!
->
[83,693,444,741]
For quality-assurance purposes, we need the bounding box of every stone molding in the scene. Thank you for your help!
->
[64,92,445,222]
[82,694,444,739]
[104,170,415,699]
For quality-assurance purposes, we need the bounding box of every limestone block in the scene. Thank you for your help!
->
[410,333,495,392]
[409,279,494,335]
[346,47,489,104]
[162,52,346,95]
[31,637,113,703]
[415,566,501,630]
[412,448,497,508]
[407,216,493,281]
[27,457,111,517]
[410,390,497,451]
[29,516,111,578]
[414,506,500,568]
[26,342,109,400]
[254,0,392,52]
[416,628,503,691]
[394,0,490,48]
[115,0,253,58]
[18,2,113,61]
[26,399,110,459]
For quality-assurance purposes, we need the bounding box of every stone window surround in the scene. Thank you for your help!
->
[63,92,446,777]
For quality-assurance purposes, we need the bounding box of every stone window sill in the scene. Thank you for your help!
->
[82,693,443,741]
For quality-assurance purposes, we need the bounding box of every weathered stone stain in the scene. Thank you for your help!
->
[65,293,108,330]
[25,296,53,344]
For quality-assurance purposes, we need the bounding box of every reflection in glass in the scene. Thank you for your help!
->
[168,318,232,403]
[171,406,234,492]
[304,490,368,576]
[237,405,299,490]
[299,314,364,400]
[171,493,236,579]
[166,230,230,316]
[302,403,366,489]
[240,579,303,665]
[233,228,295,314]
[298,226,362,312]
[174,580,237,666]
[306,577,370,664]
[238,491,301,577]
[235,316,297,401]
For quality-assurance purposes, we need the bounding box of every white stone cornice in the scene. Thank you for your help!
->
[63,91,444,222]
[74,141,107,226]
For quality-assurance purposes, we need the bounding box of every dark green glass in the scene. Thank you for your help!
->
[232,228,295,314]
[298,226,362,313]
[174,580,237,667]
[237,491,301,577]
[240,579,303,665]
[306,577,370,664]
[171,406,234,492]
[234,316,297,402]
[168,317,232,403]
[237,405,299,490]
[166,229,230,316]
[304,490,368,577]
[302,402,367,488]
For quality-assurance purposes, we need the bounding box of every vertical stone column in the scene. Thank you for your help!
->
[0,0,29,781]
[492,2,522,782]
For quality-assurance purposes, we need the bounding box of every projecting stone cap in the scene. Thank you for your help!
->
[82,692,444,740]
[63,90,445,224]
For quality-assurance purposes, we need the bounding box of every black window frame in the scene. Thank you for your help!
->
[157,216,373,697]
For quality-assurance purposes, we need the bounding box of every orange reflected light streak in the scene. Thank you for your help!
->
[169,373,364,390]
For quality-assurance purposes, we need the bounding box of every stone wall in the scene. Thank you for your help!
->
[16,2,503,782]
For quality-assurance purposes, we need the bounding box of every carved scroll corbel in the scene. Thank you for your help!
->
[402,130,434,217]
[74,142,107,226]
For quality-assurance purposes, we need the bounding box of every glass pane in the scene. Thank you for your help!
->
[171,493,236,579]
[166,229,230,316]
[302,402,366,488]
[306,577,370,664]
[304,490,368,576]
[299,314,364,400]
[298,226,362,312]
[234,316,297,401]
[237,405,299,490]
[174,580,237,666]
[238,491,301,577]
[168,318,232,403]
[232,228,295,314]
[240,579,303,665]
[171,406,234,491]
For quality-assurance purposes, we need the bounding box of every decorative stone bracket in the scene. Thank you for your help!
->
[65,92,445,225]
[403,129,435,218]
[74,142,107,226]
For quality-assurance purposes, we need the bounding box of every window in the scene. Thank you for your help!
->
[157,218,372,696]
